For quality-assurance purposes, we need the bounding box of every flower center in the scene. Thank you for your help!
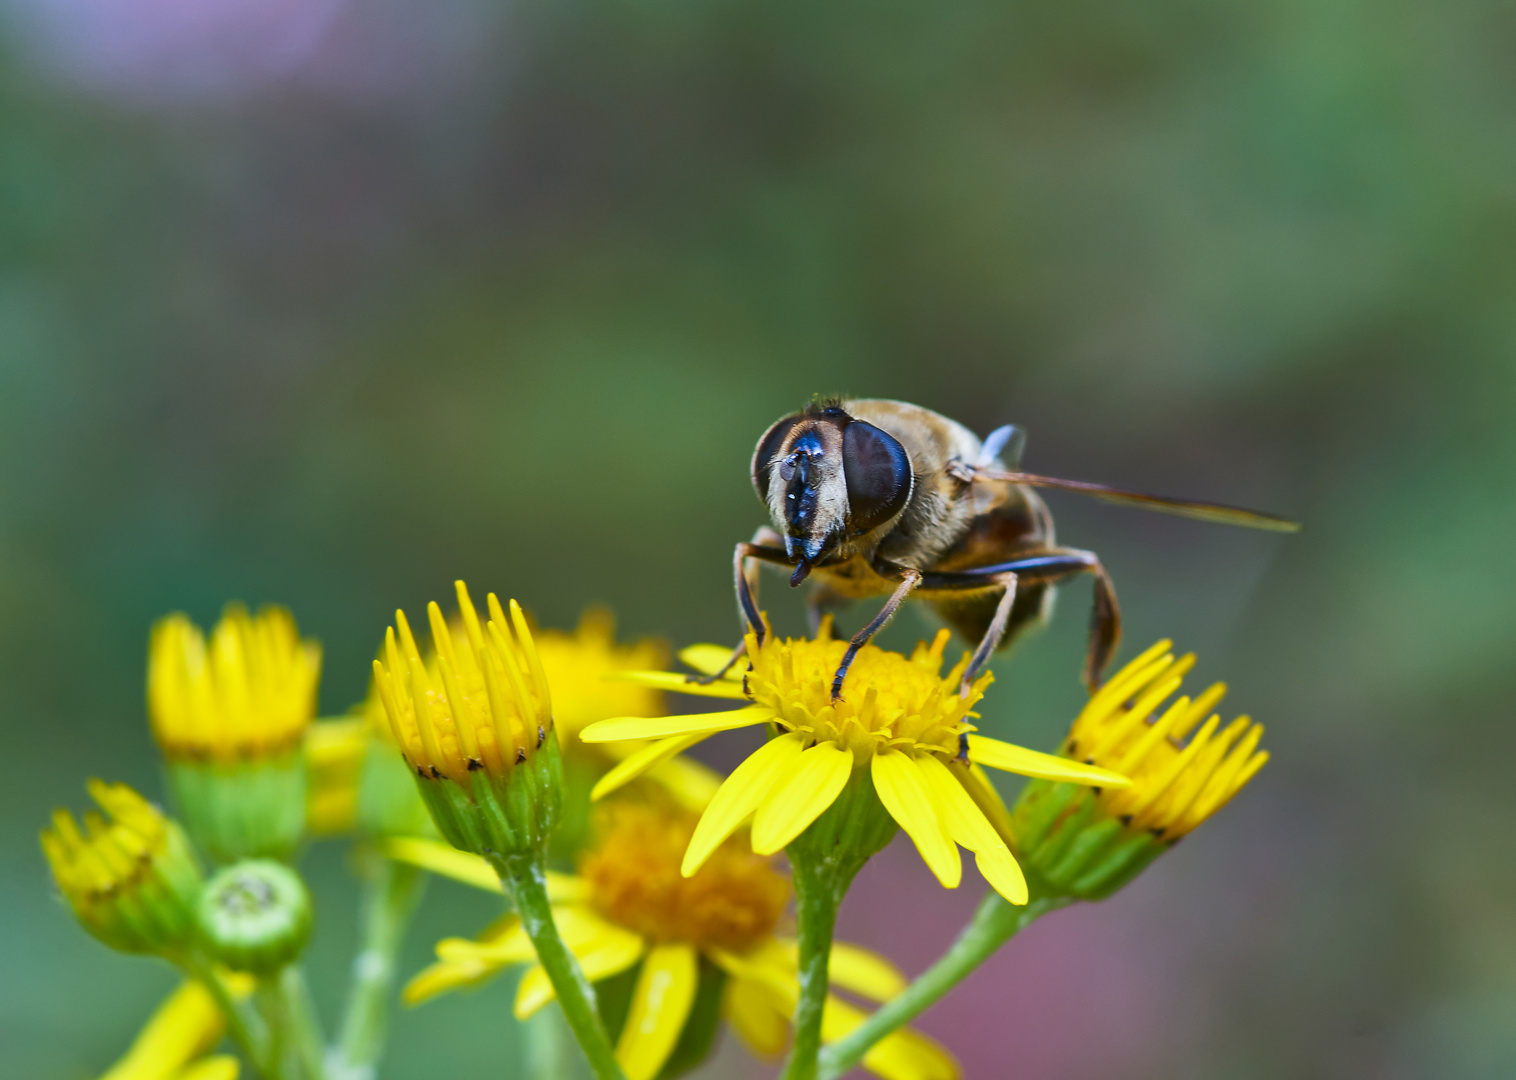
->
[580,803,788,952]
[743,629,987,762]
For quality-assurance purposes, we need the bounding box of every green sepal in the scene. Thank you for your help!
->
[411,730,564,860]
[168,751,306,863]
[1010,776,1173,902]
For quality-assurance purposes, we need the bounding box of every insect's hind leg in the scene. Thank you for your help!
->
[919,549,1122,759]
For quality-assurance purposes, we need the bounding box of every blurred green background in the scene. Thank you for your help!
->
[2,0,1513,1076]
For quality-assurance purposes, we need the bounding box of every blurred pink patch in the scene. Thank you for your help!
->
[13,0,347,98]
[840,835,1174,1079]
[7,0,500,103]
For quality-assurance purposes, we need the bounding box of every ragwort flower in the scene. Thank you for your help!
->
[403,801,956,1080]
[1011,640,1270,899]
[579,624,1129,905]
[370,581,562,859]
[40,780,203,957]
[148,604,321,861]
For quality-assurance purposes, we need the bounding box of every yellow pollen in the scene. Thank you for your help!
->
[742,626,988,763]
[1066,640,1269,839]
[579,802,788,952]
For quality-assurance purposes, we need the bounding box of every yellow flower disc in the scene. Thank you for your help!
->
[744,627,988,764]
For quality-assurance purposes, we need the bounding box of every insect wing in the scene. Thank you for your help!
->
[978,469,1301,532]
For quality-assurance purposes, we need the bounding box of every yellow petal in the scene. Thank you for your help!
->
[750,740,855,855]
[871,750,960,888]
[683,733,807,876]
[102,979,228,1080]
[591,732,713,802]
[678,644,745,679]
[174,1057,240,1080]
[379,836,503,894]
[616,943,699,1080]
[914,755,1027,904]
[580,704,773,744]
[825,941,907,1002]
[513,931,646,1018]
[723,976,790,1058]
[602,670,750,699]
[864,1029,961,1080]
[820,996,960,1080]
[647,753,722,812]
[403,955,501,1005]
[968,735,1130,788]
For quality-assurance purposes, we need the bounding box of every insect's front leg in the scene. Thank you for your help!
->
[686,529,789,686]
[830,560,922,701]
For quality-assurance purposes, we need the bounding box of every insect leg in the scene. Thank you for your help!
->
[919,547,1122,694]
[686,536,791,686]
[949,572,1018,760]
[830,568,923,701]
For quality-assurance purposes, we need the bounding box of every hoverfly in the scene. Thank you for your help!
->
[717,398,1297,755]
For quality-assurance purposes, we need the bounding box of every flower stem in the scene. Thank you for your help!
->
[185,954,270,1071]
[327,857,427,1080]
[816,890,1070,1080]
[256,966,329,1080]
[779,853,854,1080]
[491,851,626,1080]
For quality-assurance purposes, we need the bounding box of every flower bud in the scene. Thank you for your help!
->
[41,780,203,957]
[196,860,312,974]
[149,605,321,862]
[371,581,562,861]
[1011,640,1268,900]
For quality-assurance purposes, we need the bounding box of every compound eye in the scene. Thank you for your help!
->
[752,413,806,500]
[842,420,912,535]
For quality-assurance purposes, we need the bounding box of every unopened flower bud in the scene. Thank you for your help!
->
[41,780,204,957]
[196,859,312,974]
[370,581,562,861]
[1011,640,1269,900]
[149,604,321,862]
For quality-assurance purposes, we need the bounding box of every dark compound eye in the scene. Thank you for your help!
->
[842,420,912,535]
[752,413,806,500]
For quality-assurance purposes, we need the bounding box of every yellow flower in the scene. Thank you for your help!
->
[1065,639,1268,837]
[578,625,1130,906]
[1011,640,1270,899]
[403,802,956,1080]
[148,605,321,763]
[99,974,253,1080]
[372,582,553,782]
[370,581,565,859]
[41,780,203,956]
[303,718,368,837]
[535,607,668,743]
[536,608,720,812]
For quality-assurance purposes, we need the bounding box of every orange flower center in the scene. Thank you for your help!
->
[579,803,788,951]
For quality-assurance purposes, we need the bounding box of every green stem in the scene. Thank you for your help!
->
[256,966,329,1080]
[185,954,270,1072]
[328,859,427,1080]
[778,855,853,1080]
[492,851,626,1080]
[816,891,1070,1080]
